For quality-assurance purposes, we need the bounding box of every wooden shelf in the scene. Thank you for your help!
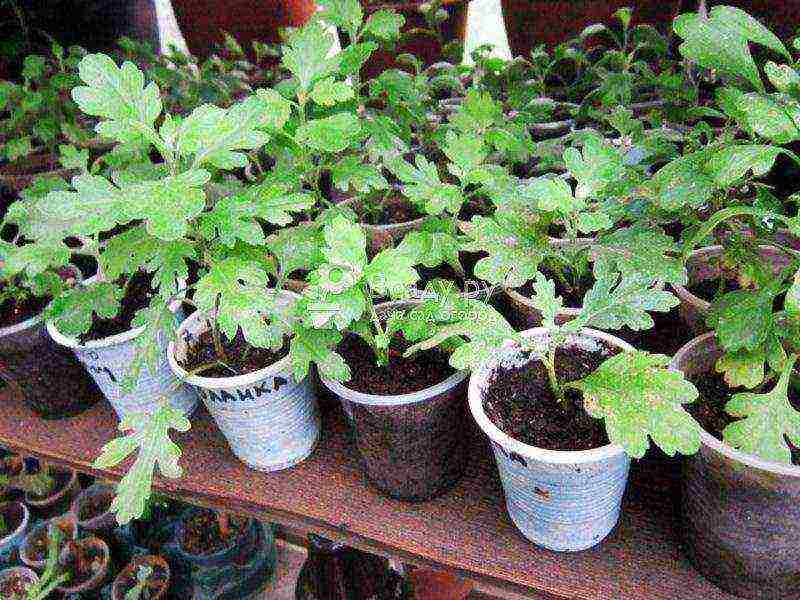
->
[0,387,736,600]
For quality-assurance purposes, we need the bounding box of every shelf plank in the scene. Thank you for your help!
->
[0,388,736,600]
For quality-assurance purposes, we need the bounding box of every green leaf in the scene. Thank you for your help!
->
[460,214,546,287]
[330,156,388,194]
[200,194,266,248]
[338,42,378,76]
[22,54,46,80]
[121,171,209,241]
[718,87,800,144]
[562,134,626,200]
[58,144,89,172]
[100,226,159,279]
[321,215,367,273]
[364,247,419,298]
[526,273,563,330]
[3,137,32,162]
[404,297,519,372]
[310,77,355,107]
[72,54,162,142]
[450,89,503,133]
[94,402,190,525]
[363,9,405,41]
[716,348,766,389]
[387,155,462,216]
[318,0,363,34]
[46,282,122,337]
[442,130,487,185]
[573,274,679,332]
[302,284,366,329]
[593,226,687,286]
[1,242,70,279]
[195,258,286,348]
[708,289,774,353]
[674,6,789,91]
[522,176,582,215]
[296,113,360,153]
[40,173,126,237]
[254,88,293,130]
[267,224,325,278]
[290,326,350,382]
[396,224,461,270]
[723,355,800,464]
[282,22,340,92]
[244,183,314,225]
[570,351,701,458]
[786,266,800,317]
[176,96,273,169]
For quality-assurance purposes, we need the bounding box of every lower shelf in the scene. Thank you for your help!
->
[0,387,735,600]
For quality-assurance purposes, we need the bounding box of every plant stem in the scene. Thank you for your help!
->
[544,346,564,402]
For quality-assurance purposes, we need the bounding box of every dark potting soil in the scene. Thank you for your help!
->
[686,277,739,302]
[458,196,493,221]
[356,196,424,226]
[0,571,31,596]
[416,263,466,292]
[338,333,456,396]
[617,308,695,358]
[482,344,617,450]
[78,493,111,522]
[61,542,105,587]
[0,505,22,537]
[117,561,168,599]
[80,270,156,343]
[26,469,70,501]
[688,370,800,466]
[180,510,248,555]
[0,289,50,328]
[181,328,288,378]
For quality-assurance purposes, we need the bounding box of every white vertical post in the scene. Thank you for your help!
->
[153,0,191,56]
[463,0,512,64]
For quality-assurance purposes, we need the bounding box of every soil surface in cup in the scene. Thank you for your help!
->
[0,504,22,537]
[80,270,157,343]
[482,343,617,450]
[355,195,424,226]
[338,333,455,396]
[458,195,493,221]
[0,287,50,328]
[0,571,32,596]
[182,328,288,378]
[688,369,800,465]
[117,560,169,599]
[78,493,111,522]
[617,308,695,357]
[180,510,248,555]
[25,469,70,501]
[61,540,105,588]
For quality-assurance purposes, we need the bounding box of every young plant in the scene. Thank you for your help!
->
[13,462,56,498]
[24,527,69,600]
[124,565,154,600]
[0,43,93,165]
[293,214,424,376]
[404,272,701,458]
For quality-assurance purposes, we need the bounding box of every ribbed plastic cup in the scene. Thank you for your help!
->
[168,291,320,472]
[46,318,197,419]
[469,327,632,552]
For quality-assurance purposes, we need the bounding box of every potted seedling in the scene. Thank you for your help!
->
[0,501,30,564]
[411,271,702,550]
[56,536,110,595]
[16,462,79,518]
[667,207,800,597]
[21,512,77,571]
[112,557,170,600]
[172,508,277,599]
[1,526,68,599]
[0,236,99,419]
[5,52,293,420]
[0,44,94,192]
[303,215,471,500]
[167,263,322,473]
